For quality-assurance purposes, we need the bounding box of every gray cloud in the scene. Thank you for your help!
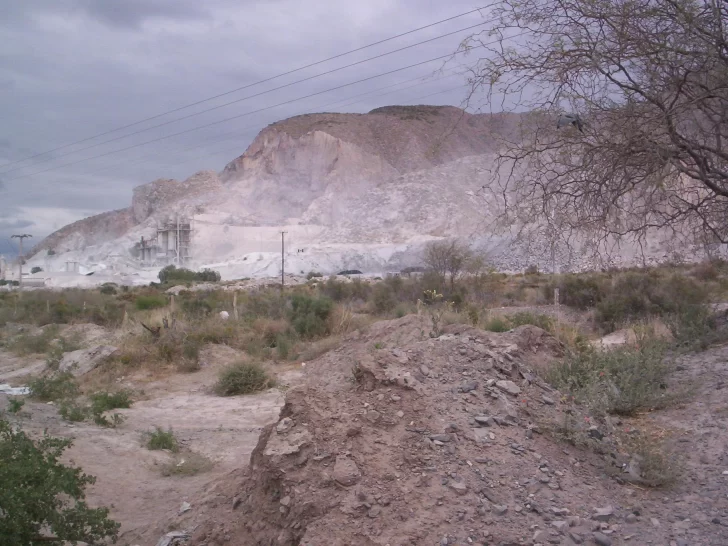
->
[0,219,33,230]
[0,0,487,250]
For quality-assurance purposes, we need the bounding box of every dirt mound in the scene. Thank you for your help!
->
[187,317,655,545]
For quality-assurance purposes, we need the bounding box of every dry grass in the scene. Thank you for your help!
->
[160,450,213,477]
[616,428,683,488]
[299,335,342,362]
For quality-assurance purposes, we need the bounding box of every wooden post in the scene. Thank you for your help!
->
[233,291,239,320]
[170,294,175,313]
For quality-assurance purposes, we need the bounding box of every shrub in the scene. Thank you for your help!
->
[135,294,167,310]
[99,283,117,295]
[8,326,60,356]
[28,372,78,402]
[181,296,213,317]
[160,451,213,477]
[525,264,539,275]
[547,339,673,416]
[214,362,274,396]
[47,249,56,256]
[508,311,553,332]
[289,294,333,339]
[7,398,24,414]
[371,284,396,314]
[158,265,221,283]
[30,266,43,274]
[89,390,133,414]
[59,402,88,422]
[595,273,707,332]
[0,418,120,545]
[693,261,719,281]
[620,432,681,487]
[483,316,510,332]
[306,271,323,280]
[551,275,606,309]
[145,427,179,452]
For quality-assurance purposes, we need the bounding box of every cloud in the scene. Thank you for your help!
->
[0,218,33,230]
[0,0,486,246]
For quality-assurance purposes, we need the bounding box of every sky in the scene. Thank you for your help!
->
[0,0,492,256]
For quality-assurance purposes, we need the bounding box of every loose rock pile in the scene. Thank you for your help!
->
[187,316,713,545]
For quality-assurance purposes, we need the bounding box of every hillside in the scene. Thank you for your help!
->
[24,105,696,283]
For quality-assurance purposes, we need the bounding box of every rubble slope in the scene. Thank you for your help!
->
[183,316,727,546]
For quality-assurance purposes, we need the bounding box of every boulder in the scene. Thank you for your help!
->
[332,455,361,486]
[58,345,118,376]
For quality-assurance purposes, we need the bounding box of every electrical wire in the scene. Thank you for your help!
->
[0,6,490,171]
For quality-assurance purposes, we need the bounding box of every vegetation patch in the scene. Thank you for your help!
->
[145,427,180,452]
[547,339,674,416]
[0,418,120,544]
[160,450,213,477]
[28,372,79,402]
[214,362,274,396]
[158,265,221,283]
[289,294,333,339]
[134,294,168,310]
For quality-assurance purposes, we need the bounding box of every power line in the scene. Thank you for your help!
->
[64,67,466,182]
[0,7,489,171]
[0,21,485,177]
[14,73,468,206]
[5,31,526,184]
[2,50,475,182]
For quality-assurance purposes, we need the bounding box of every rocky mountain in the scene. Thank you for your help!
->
[26,105,698,282]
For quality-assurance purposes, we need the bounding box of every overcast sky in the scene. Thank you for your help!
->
[0,0,491,256]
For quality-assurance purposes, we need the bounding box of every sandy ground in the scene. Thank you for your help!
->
[0,342,303,546]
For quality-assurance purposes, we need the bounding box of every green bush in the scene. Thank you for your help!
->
[28,372,78,402]
[306,271,323,280]
[181,297,213,317]
[595,273,707,331]
[371,284,396,314]
[89,390,133,414]
[145,427,179,452]
[289,294,333,339]
[135,294,167,310]
[547,339,673,416]
[508,311,553,332]
[550,275,606,309]
[0,418,120,545]
[99,283,117,295]
[7,398,24,414]
[158,265,221,283]
[483,317,511,332]
[30,266,43,274]
[214,362,274,396]
[7,326,60,356]
[59,402,88,422]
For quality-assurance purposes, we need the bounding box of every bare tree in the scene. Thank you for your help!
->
[423,239,474,290]
[458,0,728,249]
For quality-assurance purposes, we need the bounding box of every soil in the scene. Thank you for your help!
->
[2,316,728,546]
[0,340,297,546]
[184,316,728,546]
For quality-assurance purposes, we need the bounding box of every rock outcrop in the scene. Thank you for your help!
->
[30,105,711,278]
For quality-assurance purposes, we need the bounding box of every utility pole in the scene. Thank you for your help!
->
[11,234,32,289]
[281,231,287,290]
[176,214,181,266]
